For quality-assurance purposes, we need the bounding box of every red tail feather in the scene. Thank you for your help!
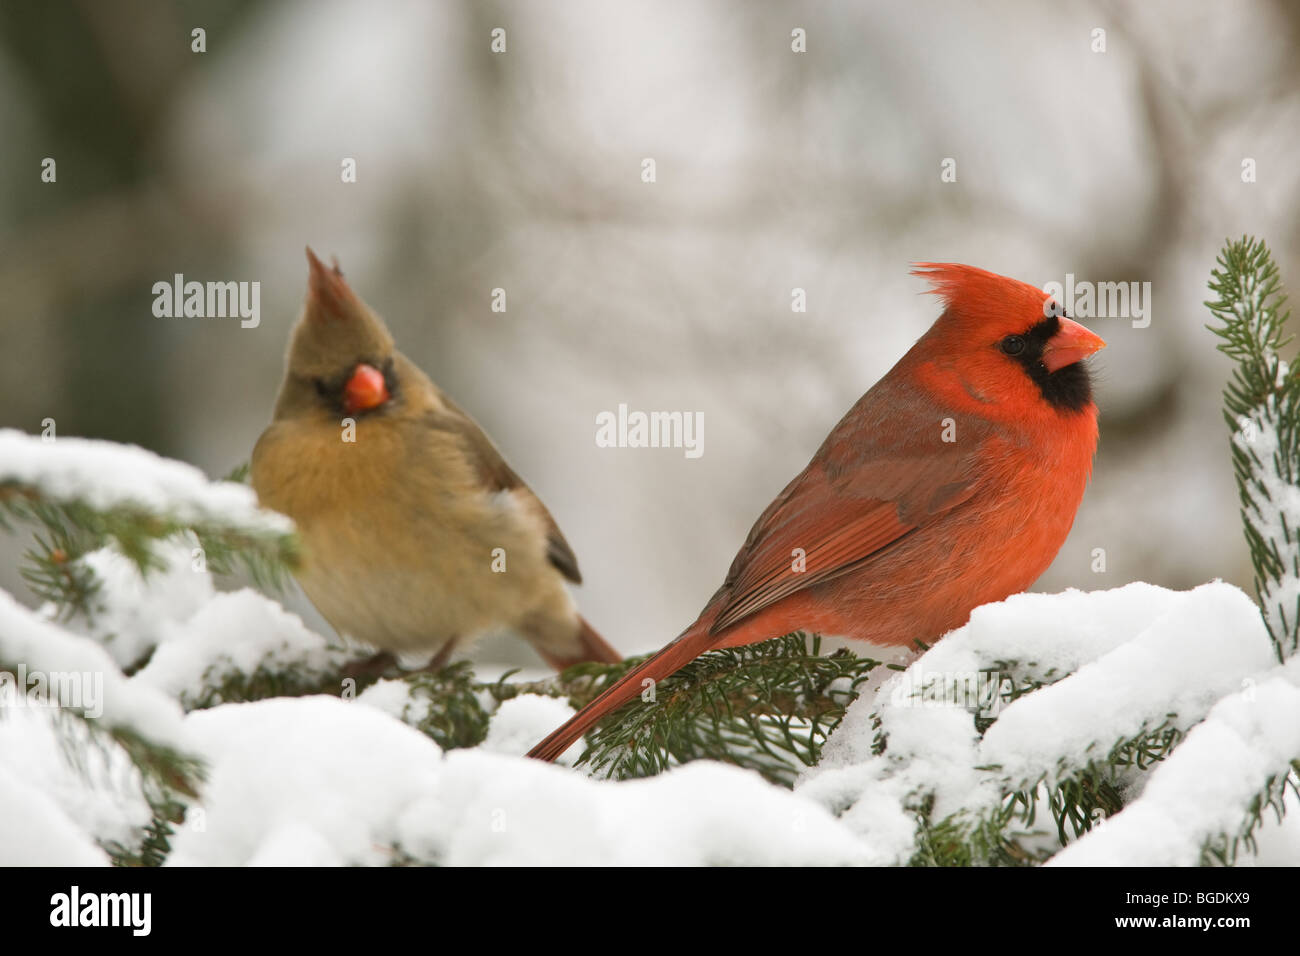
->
[527,621,715,762]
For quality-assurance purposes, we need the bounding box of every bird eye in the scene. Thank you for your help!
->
[1000,335,1026,356]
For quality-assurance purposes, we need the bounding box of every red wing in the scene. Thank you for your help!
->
[709,444,983,635]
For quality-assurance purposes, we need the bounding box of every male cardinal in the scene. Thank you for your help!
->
[528,263,1104,761]
[251,249,621,671]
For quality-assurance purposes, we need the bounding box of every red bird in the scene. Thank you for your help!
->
[528,263,1104,762]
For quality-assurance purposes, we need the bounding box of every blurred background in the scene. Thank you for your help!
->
[1,0,1298,665]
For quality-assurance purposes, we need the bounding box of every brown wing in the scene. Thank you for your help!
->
[423,394,583,584]
[709,395,989,635]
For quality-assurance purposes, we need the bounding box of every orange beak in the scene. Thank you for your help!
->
[342,363,389,414]
[1042,317,1106,373]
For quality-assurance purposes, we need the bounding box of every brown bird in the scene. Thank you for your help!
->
[528,263,1104,761]
[251,249,621,672]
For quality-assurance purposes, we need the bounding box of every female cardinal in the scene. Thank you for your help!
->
[528,263,1104,761]
[251,249,621,671]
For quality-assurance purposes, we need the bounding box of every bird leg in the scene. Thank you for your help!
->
[339,638,459,689]
[423,637,460,673]
[341,651,398,683]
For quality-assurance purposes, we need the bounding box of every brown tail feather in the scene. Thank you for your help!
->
[527,621,716,762]
[536,615,624,671]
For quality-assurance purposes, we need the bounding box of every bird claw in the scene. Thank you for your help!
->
[341,651,398,683]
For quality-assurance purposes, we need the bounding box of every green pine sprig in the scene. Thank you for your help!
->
[1207,235,1298,660]
[1200,761,1300,866]
[905,659,1185,865]
[568,633,881,788]
[1,479,299,621]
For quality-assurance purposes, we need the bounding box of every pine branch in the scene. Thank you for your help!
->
[1017,717,1183,846]
[1201,762,1300,866]
[917,720,1183,863]
[17,509,102,619]
[0,694,204,867]
[1,487,298,614]
[176,661,347,712]
[879,657,1196,865]
[110,724,205,865]
[206,462,298,593]
[0,432,300,622]
[1207,236,1298,660]
[911,795,1049,867]
[568,634,881,788]
[265,637,877,785]
[397,662,500,751]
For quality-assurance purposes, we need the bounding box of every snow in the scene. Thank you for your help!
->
[1246,784,1300,865]
[0,588,186,747]
[1236,413,1300,649]
[166,695,870,866]
[0,708,142,865]
[798,581,1285,864]
[479,694,577,759]
[134,589,349,708]
[0,427,290,534]
[167,697,443,866]
[151,582,1293,867]
[23,529,347,712]
[980,582,1276,786]
[0,590,186,862]
[412,751,865,866]
[1048,656,1300,866]
[351,680,585,764]
[0,762,110,866]
[55,536,216,669]
[355,677,428,723]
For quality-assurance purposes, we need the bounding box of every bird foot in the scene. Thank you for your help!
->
[341,651,399,683]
